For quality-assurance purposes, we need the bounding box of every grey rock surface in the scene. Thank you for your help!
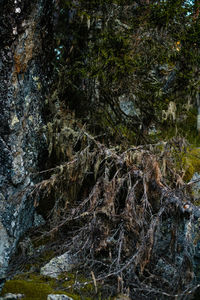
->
[153,198,200,284]
[0,0,53,282]
[191,172,200,200]
[119,95,138,117]
[41,252,76,279]
[47,295,74,300]
[0,294,24,300]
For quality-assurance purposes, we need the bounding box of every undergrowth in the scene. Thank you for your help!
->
[28,120,200,299]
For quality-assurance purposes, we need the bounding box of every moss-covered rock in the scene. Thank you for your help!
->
[1,278,54,300]
[0,273,97,300]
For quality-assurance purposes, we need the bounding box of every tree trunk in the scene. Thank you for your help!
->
[0,0,53,281]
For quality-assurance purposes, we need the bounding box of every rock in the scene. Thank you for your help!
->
[190,172,200,200]
[33,212,46,228]
[0,222,13,280]
[47,295,74,300]
[154,258,178,281]
[119,95,139,117]
[0,0,53,285]
[0,294,24,299]
[18,237,34,257]
[41,252,76,279]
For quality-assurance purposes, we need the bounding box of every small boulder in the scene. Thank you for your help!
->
[0,294,24,299]
[41,251,76,278]
[191,172,200,201]
[47,295,74,300]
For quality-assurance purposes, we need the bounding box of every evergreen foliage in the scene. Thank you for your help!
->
[53,0,200,144]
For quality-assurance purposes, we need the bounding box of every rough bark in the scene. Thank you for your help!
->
[0,0,53,280]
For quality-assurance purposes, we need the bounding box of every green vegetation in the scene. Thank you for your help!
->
[53,0,200,145]
[182,147,200,181]
[1,276,56,300]
[1,273,97,300]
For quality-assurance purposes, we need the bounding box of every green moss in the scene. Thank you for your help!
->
[194,198,200,206]
[59,272,95,294]
[182,148,200,181]
[1,278,54,300]
[0,273,98,300]
[1,277,81,300]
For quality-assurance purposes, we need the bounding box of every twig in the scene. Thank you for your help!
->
[91,271,98,293]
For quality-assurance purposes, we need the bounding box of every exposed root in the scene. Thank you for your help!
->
[31,130,199,299]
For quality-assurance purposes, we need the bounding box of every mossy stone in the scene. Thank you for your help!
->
[0,273,97,300]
